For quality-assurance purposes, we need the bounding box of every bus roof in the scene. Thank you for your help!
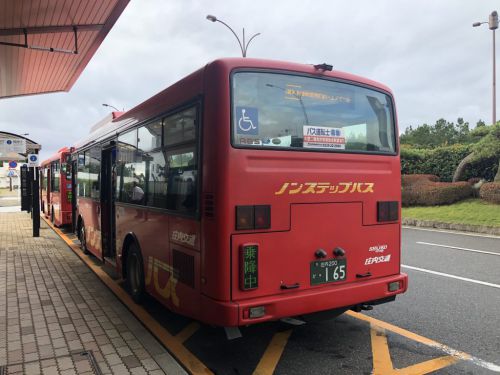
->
[41,147,71,167]
[73,57,394,151]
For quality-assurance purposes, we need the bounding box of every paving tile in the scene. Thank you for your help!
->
[57,356,74,371]
[0,213,185,375]
[23,351,40,362]
[116,346,133,358]
[141,357,160,371]
[105,353,122,366]
[121,354,141,369]
[24,361,41,375]
[129,367,148,375]
[110,363,130,374]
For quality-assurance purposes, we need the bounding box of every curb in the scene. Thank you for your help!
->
[402,218,500,236]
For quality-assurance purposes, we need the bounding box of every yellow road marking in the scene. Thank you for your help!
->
[253,330,292,375]
[371,325,459,374]
[42,217,213,375]
[347,310,472,363]
[371,326,394,374]
[175,322,201,344]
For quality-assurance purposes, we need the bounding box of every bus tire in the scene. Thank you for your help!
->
[126,243,145,304]
[79,223,90,255]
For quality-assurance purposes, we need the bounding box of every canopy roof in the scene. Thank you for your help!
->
[0,131,40,161]
[0,0,129,99]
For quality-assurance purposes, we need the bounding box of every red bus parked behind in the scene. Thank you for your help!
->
[40,147,72,226]
[73,58,408,328]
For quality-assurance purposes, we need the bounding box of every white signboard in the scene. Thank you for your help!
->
[28,154,39,167]
[303,126,346,149]
[0,139,26,154]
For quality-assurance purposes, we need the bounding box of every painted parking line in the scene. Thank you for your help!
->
[370,325,459,374]
[348,311,500,373]
[41,217,213,375]
[253,330,292,375]
[402,264,500,289]
[417,241,500,256]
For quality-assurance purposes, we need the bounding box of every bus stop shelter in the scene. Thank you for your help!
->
[0,0,129,99]
[1,0,129,235]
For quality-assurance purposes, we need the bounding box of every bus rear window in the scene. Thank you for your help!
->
[231,72,396,154]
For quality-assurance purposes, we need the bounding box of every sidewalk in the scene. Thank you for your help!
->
[0,212,186,375]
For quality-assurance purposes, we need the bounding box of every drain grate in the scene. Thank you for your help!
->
[80,350,103,375]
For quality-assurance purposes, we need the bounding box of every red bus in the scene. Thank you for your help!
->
[40,147,73,226]
[73,58,407,327]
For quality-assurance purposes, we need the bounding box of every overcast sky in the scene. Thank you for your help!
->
[1,0,499,159]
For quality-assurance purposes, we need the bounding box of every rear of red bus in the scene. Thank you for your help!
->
[42,149,72,226]
[200,59,407,326]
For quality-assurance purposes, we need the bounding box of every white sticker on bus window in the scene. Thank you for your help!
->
[303,126,345,149]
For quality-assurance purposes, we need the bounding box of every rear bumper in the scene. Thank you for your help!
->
[200,273,408,326]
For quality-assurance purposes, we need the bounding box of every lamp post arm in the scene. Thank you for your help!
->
[244,33,261,57]
[215,19,245,57]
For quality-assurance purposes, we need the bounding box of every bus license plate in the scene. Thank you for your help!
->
[310,258,347,285]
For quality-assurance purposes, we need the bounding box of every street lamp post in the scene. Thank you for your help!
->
[102,103,120,111]
[206,15,260,57]
[473,10,499,125]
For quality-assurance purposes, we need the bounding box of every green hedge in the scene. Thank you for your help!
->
[402,174,472,206]
[401,144,498,182]
[479,182,500,204]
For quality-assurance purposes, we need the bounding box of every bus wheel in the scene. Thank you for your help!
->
[79,224,90,255]
[126,243,145,304]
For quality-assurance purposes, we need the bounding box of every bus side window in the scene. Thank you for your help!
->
[162,105,199,214]
[116,130,146,205]
[52,161,60,192]
[165,149,197,212]
[145,150,167,208]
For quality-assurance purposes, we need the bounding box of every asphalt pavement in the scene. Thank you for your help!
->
[368,227,500,370]
[140,226,500,374]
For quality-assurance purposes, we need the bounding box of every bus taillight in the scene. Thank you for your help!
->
[236,205,271,230]
[377,201,398,222]
[254,205,271,229]
[236,206,254,230]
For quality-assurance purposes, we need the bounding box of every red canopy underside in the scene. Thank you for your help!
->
[0,0,129,99]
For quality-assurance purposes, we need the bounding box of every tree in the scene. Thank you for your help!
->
[452,124,500,182]
[400,118,472,148]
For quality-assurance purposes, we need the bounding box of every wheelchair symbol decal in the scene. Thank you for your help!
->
[236,107,259,135]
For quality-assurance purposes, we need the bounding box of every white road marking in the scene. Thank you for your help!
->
[403,226,500,239]
[417,241,500,256]
[402,265,500,289]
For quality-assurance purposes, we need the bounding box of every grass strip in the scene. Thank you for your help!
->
[402,198,500,228]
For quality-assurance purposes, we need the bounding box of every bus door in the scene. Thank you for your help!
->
[71,157,77,233]
[101,145,116,261]
[46,167,51,216]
